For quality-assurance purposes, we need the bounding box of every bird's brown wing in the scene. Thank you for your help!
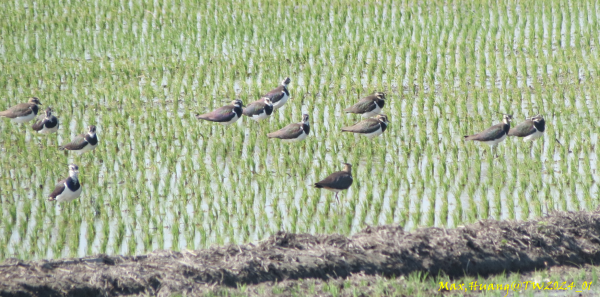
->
[315,172,353,190]
[341,118,381,134]
[0,103,32,118]
[60,133,88,150]
[267,123,303,139]
[508,120,536,137]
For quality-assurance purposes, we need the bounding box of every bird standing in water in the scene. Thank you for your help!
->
[315,163,353,203]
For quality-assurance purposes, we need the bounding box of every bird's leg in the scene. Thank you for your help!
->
[33,132,43,149]
[374,137,385,150]
[529,141,534,158]
[85,153,93,168]
[16,130,27,149]
[37,141,45,165]
[335,192,339,204]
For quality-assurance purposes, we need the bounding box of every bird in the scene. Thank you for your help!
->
[261,77,291,110]
[196,99,244,125]
[48,164,82,202]
[508,114,545,142]
[0,97,42,123]
[32,107,59,134]
[243,98,274,121]
[315,163,353,203]
[344,92,387,118]
[464,114,513,156]
[59,125,98,154]
[267,114,310,142]
[341,114,389,139]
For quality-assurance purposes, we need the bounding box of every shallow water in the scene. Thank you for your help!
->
[1,0,599,260]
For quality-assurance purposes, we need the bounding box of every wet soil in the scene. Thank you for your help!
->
[2,210,600,296]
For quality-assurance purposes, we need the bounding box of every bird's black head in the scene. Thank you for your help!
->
[45,107,53,117]
[29,97,42,105]
[233,99,244,108]
[263,98,273,106]
[69,164,79,173]
[375,92,386,100]
[88,125,97,134]
[302,114,309,123]
[342,162,352,173]
[532,115,545,131]
[503,114,513,124]
[282,77,291,86]
[376,114,389,123]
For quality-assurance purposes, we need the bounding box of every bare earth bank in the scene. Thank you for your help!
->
[2,211,600,296]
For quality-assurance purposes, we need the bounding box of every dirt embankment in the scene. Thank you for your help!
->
[2,211,600,296]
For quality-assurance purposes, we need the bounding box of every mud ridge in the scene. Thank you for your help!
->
[2,211,600,296]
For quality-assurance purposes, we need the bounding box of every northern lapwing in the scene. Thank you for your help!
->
[32,107,59,134]
[59,125,98,154]
[0,97,42,123]
[196,99,244,125]
[344,92,387,118]
[243,97,273,121]
[315,163,353,203]
[464,114,512,157]
[267,114,310,142]
[262,77,291,110]
[48,164,82,202]
[508,114,545,142]
[341,114,389,139]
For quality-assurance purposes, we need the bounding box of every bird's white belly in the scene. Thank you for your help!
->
[12,113,36,123]
[523,130,543,142]
[219,114,239,125]
[361,105,382,118]
[79,143,97,153]
[273,93,289,110]
[250,112,270,121]
[39,125,59,134]
[282,131,307,142]
[482,134,507,146]
[56,186,82,202]
[362,127,383,139]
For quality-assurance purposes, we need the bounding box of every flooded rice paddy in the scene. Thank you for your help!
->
[0,0,598,260]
